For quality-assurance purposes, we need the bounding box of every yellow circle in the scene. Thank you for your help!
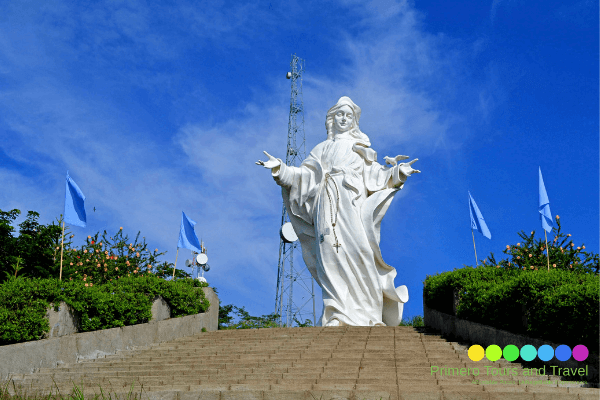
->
[468,345,485,361]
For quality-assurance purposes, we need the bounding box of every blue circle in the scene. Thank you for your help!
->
[555,345,572,361]
[537,345,554,361]
[520,345,537,361]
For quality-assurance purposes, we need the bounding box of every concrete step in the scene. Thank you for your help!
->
[6,326,598,399]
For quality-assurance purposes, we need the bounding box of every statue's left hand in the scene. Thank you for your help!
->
[398,158,421,176]
[384,155,409,166]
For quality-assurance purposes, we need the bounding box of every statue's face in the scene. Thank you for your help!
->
[333,105,354,133]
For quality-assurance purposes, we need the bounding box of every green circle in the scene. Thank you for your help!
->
[503,345,519,361]
[520,345,537,361]
[486,344,502,361]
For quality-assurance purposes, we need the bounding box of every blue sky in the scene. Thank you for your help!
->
[1,0,597,324]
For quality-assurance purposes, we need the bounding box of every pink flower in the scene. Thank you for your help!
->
[70,262,73,266]
[567,234,571,237]
[582,245,585,249]
[530,266,534,269]
[552,264,556,268]
[517,256,521,259]
[517,243,521,246]
[529,254,532,258]
[115,267,119,271]
[506,245,510,249]
[571,243,575,247]
[577,247,581,250]
[84,250,88,254]
[531,231,534,235]
[104,268,107,272]
[97,264,101,268]
[120,227,123,230]
[88,236,91,239]
[556,215,560,219]
[126,261,130,266]
[85,283,89,287]
[90,283,93,286]
[136,252,140,257]
[134,270,138,274]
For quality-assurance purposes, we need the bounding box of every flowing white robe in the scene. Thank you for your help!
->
[272,133,409,326]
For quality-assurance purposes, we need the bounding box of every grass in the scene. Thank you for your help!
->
[0,378,144,400]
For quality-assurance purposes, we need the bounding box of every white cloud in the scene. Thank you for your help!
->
[0,0,491,318]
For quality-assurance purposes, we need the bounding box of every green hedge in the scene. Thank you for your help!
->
[424,267,599,355]
[0,276,209,346]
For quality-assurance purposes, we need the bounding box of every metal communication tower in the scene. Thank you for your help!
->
[274,54,316,327]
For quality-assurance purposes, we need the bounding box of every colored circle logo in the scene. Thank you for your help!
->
[503,345,519,362]
[486,345,502,361]
[555,344,572,362]
[537,344,554,361]
[520,345,537,361]
[468,345,484,361]
[573,345,589,362]
[467,343,588,362]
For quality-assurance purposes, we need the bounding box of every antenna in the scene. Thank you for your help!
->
[186,240,210,282]
[274,54,316,327]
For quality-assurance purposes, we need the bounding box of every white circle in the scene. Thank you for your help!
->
[280,222,298,242]
[196,253,208,265]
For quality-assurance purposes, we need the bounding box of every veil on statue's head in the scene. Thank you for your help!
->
[326,96,371,147]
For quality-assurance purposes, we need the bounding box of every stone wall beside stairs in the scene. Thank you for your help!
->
[423,301,598,383]
[0,287,218,379]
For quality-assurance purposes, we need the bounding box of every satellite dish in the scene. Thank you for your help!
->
[286,72,292,79]
[280,222,298,243]
[185,259,192,267]
[196,253,208,265]
[203,264,210,272]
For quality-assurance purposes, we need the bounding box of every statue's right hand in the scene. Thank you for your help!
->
[255,151,281,169]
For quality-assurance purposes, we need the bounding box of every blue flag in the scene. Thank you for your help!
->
[178,212,202,253]
[469,191,491,239]
[64,172,86,227]
[539,167,554,233]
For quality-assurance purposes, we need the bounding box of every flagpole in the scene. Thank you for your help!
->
[59,222,65,281]
[172,248,179,280]
[544,230,550,271]
[471,229,478,266]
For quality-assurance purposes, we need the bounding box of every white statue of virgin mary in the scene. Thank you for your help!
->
[257,96,420,327]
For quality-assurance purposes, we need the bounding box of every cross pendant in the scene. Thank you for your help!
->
[333,240,342,253]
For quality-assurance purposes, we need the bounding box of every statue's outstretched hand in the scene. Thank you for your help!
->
[384,155,410,166]
[255,151,281,169]
[398,158,421,176]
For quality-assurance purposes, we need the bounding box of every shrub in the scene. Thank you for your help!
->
[0,276,209,345]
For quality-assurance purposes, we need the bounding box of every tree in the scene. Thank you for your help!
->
[0,209,65,282]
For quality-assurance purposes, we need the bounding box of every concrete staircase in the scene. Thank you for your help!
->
[6,326,598,400]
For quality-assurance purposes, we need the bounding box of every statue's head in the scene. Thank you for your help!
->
[326,96,370,145]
